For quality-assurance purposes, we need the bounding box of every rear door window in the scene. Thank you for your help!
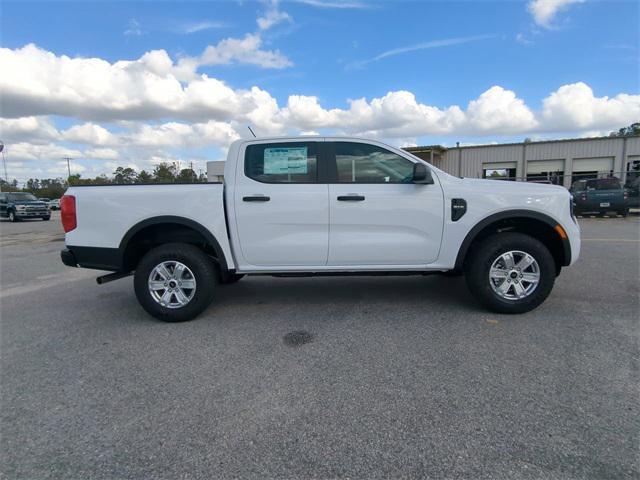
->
[245,142,318,183]
[586,178,622,190]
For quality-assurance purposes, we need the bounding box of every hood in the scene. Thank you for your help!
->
[458,177,567,194]
[11,200,48,206]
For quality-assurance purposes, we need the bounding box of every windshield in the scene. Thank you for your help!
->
[585,178,622,191]
[7,193,38,202]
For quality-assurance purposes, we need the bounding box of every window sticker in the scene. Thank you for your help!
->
[264,147,308,174]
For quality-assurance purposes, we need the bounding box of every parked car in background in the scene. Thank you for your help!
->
[571,177,629,216]
[49,198,61,210]
[60,136,580,322]
[624,176,639,209]
[0,192,51,221]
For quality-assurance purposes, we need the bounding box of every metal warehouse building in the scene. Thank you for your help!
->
[405,135,640,188]
[208,135,640,187]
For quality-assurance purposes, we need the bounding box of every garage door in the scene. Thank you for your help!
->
[573,157,614,172]
[527,159,564,174]
[483,162,517,170]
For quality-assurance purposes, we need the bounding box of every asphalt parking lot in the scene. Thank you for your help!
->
[1,212,639,479]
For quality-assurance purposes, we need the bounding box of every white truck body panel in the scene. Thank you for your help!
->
[65,184,235,269]
[64,136,580,275]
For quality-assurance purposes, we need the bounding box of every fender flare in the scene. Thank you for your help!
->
[119,215,229,272]
[453,209,572,271]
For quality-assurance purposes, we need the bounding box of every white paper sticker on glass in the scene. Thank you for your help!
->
[264,147,308,174]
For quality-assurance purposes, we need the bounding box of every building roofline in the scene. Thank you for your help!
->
[408,135,633,151]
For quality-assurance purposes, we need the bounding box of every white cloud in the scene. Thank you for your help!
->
[527,0,585,28]
[466,86,538,133]
[347,35,494,70]
[63,123,115,145]
[0,116,58,144]
[1,44,639,182]
[85,148,120,160]
[179,33,293,73]
[179,21,227,34]
[257,0,292,30]
[291,0,368,8]
[281,87,535,137]
[124,18,143,37]
[0,44,289,127]
[541,82,640,130]
[516,33,534,45]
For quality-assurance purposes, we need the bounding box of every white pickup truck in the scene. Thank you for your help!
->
[60,136,580,322]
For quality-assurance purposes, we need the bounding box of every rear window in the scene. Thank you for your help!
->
[245,142,318,183]
[585,178,622,190]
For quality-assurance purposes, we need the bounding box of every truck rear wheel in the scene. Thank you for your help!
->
[465,233,556,314]
[134,243,217,322]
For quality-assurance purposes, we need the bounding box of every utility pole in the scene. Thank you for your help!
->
[63,157,72,179]
[190,161,194,182]
[0,141,8,187]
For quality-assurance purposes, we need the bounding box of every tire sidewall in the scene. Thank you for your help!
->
[134,243,217,322]
[466,233,556,314]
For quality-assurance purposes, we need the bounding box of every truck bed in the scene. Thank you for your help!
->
[64,183,234,270]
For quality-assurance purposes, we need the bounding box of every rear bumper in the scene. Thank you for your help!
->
[61,248,77,267]
[61,246,123,271]
[574,201,628,213]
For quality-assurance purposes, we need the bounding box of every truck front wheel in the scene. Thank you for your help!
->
[134,243,217,322]
[465,233,556,314]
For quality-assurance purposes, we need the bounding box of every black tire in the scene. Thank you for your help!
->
[465,232,556,314]
[219,270,245,284]
[42,216,51,221]
[619,209,629,217]
[134,243,217,322]
[8,211,18,222]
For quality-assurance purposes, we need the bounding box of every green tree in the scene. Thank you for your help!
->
[176,168,197,183]
[113,167,136,184]
[67,173,83,185]
[611,122,640,137]
[0,179,19,192]
[153,162,177,182]
[136,170,153,183]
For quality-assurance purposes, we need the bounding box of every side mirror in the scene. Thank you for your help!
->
[413,163,434,184]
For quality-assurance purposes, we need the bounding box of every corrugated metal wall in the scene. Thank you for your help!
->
[440,137,640,186]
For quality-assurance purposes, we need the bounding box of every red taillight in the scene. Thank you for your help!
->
[60,195,77,232]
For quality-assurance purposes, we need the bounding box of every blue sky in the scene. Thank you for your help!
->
[0,0,638,181]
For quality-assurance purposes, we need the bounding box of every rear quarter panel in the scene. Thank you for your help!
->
[64,184,234,268]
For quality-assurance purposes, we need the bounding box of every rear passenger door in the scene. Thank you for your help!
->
[233,140,329,267]
[327,141,444,266]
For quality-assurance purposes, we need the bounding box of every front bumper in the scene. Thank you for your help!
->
[16,210,50,217]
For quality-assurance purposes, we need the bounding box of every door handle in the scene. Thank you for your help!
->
[337,195,365,201]
[243,196,270,202]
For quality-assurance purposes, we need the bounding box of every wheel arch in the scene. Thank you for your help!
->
[119,216,228,273]
[454,210,571,273]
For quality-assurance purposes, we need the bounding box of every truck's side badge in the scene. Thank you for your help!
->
[451,198,467,221]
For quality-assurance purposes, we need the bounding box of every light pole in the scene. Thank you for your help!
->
[0,141,8,186]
